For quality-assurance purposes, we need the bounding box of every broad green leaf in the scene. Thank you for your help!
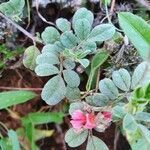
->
[138,125,150,143]
[23,46,40,70]
[60,31,78,48]
[131,62,150,89]
[74,18,91,40]
[0,91,36,109]
[118,12,150,60]
[82,41,97,53]
[86,50,109,91]
[69,102,84,115]
[63,69,80,87]
[65,86,80,101]
[79,59,90,68]
[135,112,150,122]
[41,27,60,44]
[36,52,59,65]
[42,44,60,54]
[22,112,63,125]
[88,24,115,42]
[35,64,59,76]
[91,51,109,70]
[99,78,119,99]
[63,59,76,69]
[86,136,108,150]
[0,0,25,21]
[8,130,20,150]
[41,75,66,105]
[72,8,94,28]
[112,68,131,91]
[65,128,88,147]
[86,93,109,107]
[123,114,138,132]
[56,18,71,32]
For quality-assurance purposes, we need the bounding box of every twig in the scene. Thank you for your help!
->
[0,86,42,91]
[110,0,116,15]
[35,0,55,26]
[0,12,37,44]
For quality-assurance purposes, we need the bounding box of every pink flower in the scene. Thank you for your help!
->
[102,111,112,121]
[70,110,96,130]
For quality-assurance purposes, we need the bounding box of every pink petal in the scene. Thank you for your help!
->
[70,120,84,129]
[71,110,86,121]
[84,113,96,129]
[102,111,112,121]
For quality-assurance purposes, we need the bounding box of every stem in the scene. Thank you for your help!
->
[0,86,42,91]
[26,0,31,28]
[0,12,37,44]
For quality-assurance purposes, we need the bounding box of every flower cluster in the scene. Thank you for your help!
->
[70,109,112,132]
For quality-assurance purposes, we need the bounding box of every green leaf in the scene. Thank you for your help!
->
[65,86,80,101]
[82,41,97,53]
[91,51,109,70]
[23,46,40,70]
[63,59,76,69]
[65,128,88,147]
[123,114,138,132]
[86,93,109,107]
[112,68,131,91]
[135,112,150,122]
[56,18,71,32]
[36,52,59,65]
[79,59,90,68]
[35,64,59,76]
[8,130,20,150]
[60,31,78,48]
[42,44,60,54]
[41,27,60,44]
[69,102,84,115]
[118,12,150,60]
[72,8,94,28]
[131,62,150,89]
[74,18,91,40]
[99,78,119,99]
[22,112,63,125]
[63,69,80,87]
[86,136,108,150]
[88,24,115,42]
[0,91,36,109]
[0,0,25,21]
[41,75,66,105]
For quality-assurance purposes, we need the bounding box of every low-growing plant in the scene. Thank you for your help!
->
[0,0,150,149]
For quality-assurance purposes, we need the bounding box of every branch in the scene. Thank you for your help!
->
[0,12,37,43]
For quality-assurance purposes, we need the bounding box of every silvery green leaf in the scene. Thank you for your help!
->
[131,62,150,89]
[112,105,126,120]
[65,128,88,147]
[63,70,80,87]
[86,136,108,150]
[42,43,63,54]
[23,46,40,70]
[99,78,119,99]
[88,24,115,42]
[79,59,90,68]
[69,102,84,115]
[74,18,91,40]
[41,27,60,44]
[86,93,109,107]
[135,112,150,122]
[138,124,150,143]
[35,64,59,76]
[60,31,78,48]
[72,8,94,28]
[54,41,65,52]
[82,41,97,53]
[56,18,71,32]
[63,59,76,69]
[123,114,138,132]
[36,52,59,65]
[41,75,66,105]
[65,86,80,101]
[112,68,131,91]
